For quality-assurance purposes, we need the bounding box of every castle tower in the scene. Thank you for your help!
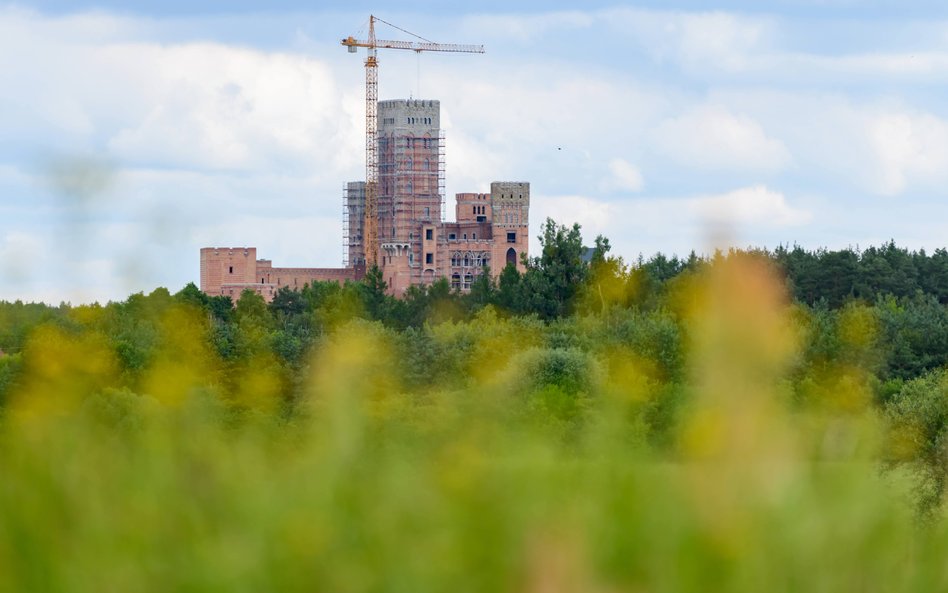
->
[376,99,443,296]
[489,181,530,274]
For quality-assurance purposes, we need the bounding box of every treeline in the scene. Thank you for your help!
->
[4,223,948,392]
[3,221,948,513]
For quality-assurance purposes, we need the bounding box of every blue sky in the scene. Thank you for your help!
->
[3,1,948,303]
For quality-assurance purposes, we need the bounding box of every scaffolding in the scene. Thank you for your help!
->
[342,184,348,267]
[375,121,442,272]
[438,130,446,222]
[343,181,366,268]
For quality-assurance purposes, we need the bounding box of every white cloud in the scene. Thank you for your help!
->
[532,194,615,234]
[688,185,811,227]
[460,11,595,43]
[0,9,362,175]
[653,105,791,172]
[867,111,948,196]
[603,158,644,193]
[597,8,948,83]
[102,43,355,172]
[602,9,775,72]
[0,232,44,287]
[530,186,810,261]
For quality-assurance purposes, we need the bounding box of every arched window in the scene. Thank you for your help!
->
[423,158,430,171]
[451,274,461,289]
[406,158,412,171]
[506,248,517,267]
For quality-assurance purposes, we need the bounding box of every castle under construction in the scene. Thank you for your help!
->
[200,98,530,301]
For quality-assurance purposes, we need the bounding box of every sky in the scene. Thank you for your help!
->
[3,1,948,303]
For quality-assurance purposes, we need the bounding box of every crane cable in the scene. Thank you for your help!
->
[372,16,435,44]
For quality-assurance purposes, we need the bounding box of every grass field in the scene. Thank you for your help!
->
[1,256,946,592]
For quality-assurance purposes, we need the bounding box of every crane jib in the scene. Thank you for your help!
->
[341,38,484,54]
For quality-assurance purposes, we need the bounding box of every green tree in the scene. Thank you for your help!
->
[520,218,588,320]
[234,289,274,357]
[885,368,948,518]
[174,282,209,310]
[270,286,306,319]
[581,235,627,314]
[464,268,495,314]
[495,264,523,314]
[360,265,392,322]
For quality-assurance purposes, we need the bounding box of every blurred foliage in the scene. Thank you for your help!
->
[2,221,948,589]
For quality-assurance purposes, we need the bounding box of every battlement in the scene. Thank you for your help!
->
[200,247,362,302]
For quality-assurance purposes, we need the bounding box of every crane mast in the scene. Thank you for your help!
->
[342,15,484,269]
[363,17,379,271]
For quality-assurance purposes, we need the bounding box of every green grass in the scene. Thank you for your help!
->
[1,258,947,592]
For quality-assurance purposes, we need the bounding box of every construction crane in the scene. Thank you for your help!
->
[342,15,484,268]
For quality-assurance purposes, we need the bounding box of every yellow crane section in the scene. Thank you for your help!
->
[342,15,484,269]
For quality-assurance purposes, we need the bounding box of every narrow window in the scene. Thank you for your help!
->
[425,253,433,264]
[424,206,429,218]
[472,233,476,240]
[426,229,433,240]
[229,266,233,274]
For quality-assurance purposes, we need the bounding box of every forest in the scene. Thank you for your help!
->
[3,219,948,591]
